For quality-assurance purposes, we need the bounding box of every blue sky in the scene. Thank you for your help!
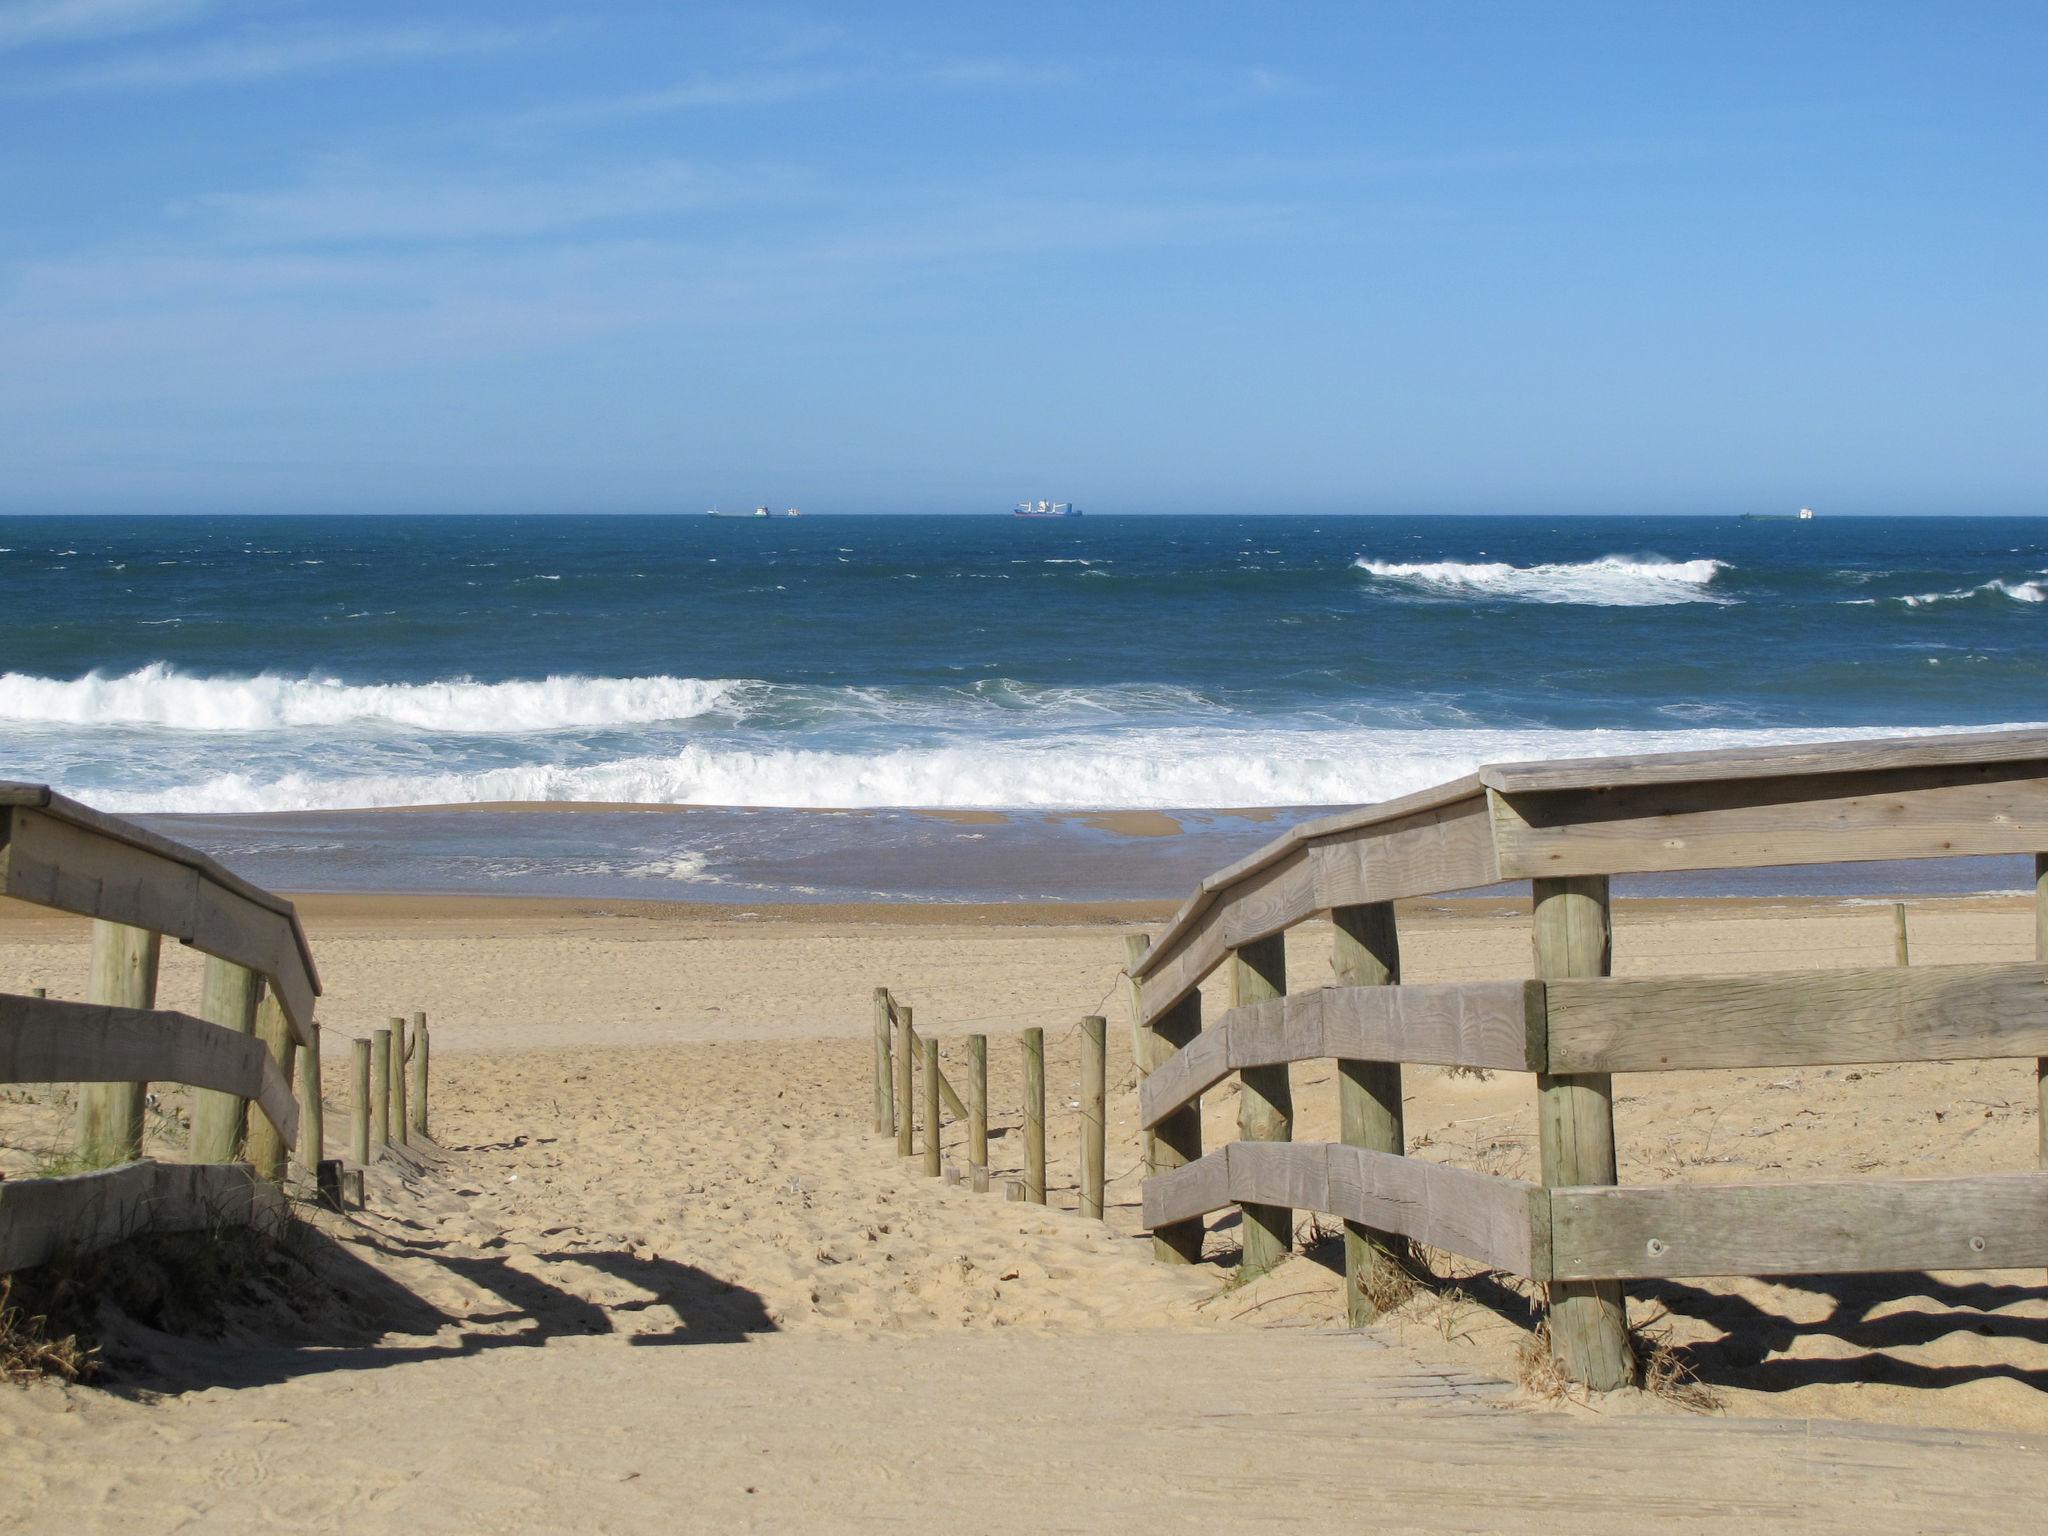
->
[2,1,2042,515]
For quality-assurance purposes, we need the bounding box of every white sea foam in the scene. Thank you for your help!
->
[1897,578,2048,607]
[70,722,2041,815]
[0,665,744,732]
[1352,554,1730,605]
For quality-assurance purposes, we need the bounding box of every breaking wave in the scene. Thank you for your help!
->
[1352,554,1730,605]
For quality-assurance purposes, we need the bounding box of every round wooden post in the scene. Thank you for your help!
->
[189,958,261,1164]
[77,920,160,1166]
[2034,858,2047,1200]
[922,1036,942,1177]
[1123,933,1152,1083]
[245,989,296,1184]
[389,1015,409,1147]
[297,1022,325,1172]
[1022,1026,1046,1204]
[351,1037,371,1164]
[410,1010,430,1140]
[968,1034,988,1171]
[1081,1014,1106,1220]
[1534,876,1634,1390]
[371,1028,392,1151]
[895,1004,915,1158]
[1332,901,1405,1325]
[873,988,895,1136]
[1231,934,1291,1280]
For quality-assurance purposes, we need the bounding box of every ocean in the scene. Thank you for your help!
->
[1,512,2043,901]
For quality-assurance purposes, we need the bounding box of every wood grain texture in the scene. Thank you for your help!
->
[0,800,320,1044]
[872,988,894,1136]
[1331,901,1406,1326]
[1138,979,1543,1130]
[0,991,296,1149]
[244,990,299,1179]
[297,1021,324,1171]
[0,1159,285,1275]
[1545,963,2048,1072]
[1022,1026,1046,1205]
[1141,1147,1232,1229]
[1081,1015,1106,1220]
[189,957,262,1165]
[1493,763,2048,881]
[1551,1171,2048,1280]
[350,1036,371,1165]
[1231,936,1292,1279]
[76,920,160,1166]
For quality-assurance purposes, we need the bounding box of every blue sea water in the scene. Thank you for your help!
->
[0,513,2042,899]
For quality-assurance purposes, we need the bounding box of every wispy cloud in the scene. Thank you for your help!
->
[184,157,787,244]
[27,22,525,90]
[0,0,208,51]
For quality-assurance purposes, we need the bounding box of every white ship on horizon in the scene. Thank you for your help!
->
[1013,499,1082,518]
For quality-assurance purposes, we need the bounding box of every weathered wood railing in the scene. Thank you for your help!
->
[1126,727,2048,1390]
[0,784,327,1271]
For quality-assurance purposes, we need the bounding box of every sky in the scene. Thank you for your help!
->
[1,1,2043,516]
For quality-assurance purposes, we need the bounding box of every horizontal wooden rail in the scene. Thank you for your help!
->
[0,1160,286,1274]
[1550,1171,2048,1280]
[1139,980,1543,1129]
[0,786,320,1046]
[1128,727,2048,1030]
[0,992,298,1150]
[1141,1141,1547,1279]
[1545,962,2048,1071]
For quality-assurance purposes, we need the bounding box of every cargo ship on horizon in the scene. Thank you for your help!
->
[1013,500,1082,518]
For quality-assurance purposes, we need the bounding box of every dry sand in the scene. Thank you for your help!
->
[2,891,2046,1530]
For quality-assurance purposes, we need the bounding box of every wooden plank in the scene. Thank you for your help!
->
[1320,979,1545,1073]
[1550,1172,2048,1280]
[0,1159,285,1274]
[1137,1024,1228,1131]
[1230,1141,1330,1214]
[1533,874,1632,1391]
[1132,792,1498,1031]
[0,803,318,1046]
[1545,963,2048,1072]
[0,992,272,1103]
[1480,725,2048,794]
[1492,763,2048,880]
[1141,1146,1232,1229]
[1139,979,1543,1131]
[1324,1144,1548,1279]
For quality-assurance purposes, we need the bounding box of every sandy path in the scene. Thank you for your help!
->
[6,893,2048,1530]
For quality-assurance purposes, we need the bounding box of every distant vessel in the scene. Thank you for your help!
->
[1014,500,1082,518]
[784,507,802,517]
[753,505,771,518]
[1742,506,1817,523]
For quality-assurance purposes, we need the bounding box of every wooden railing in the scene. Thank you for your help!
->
[0,784,327,1271]
[1125,727,2048,1390]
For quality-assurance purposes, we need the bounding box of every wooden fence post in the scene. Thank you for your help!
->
[923,1036,942,1177]
[873,987,895,1136]
[389,1015,409,1147]
[351,1037,371,1164]
[245,989,296,1184]
[968,1034,988,1172]
[1894,902,1911,966]
[895,1004,915,1157]
[77,920,160,1166]
[1081,1014,1106,1221]
[298,1022,325,1172]
[1123,933,1151,1083]
[1023,1026,1046,1204]
[1133,945,1205,1264]
[1332,901,1405,1324]
[1230,934,1291,1280]
[372,1028,392,1151]
[410,1010,430,1139]
[1534,875,1634,1390]
[189,958,262,1164]
[2035,856,2047,1217]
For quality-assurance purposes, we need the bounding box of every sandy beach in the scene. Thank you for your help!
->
[4,888,2047,1529]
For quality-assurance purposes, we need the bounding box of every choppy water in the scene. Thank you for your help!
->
[2,512,2042,898]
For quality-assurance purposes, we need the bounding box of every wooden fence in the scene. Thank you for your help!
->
[0,783,437,1271]
[872,989,1107,1212]
[1119,726,2048,1389]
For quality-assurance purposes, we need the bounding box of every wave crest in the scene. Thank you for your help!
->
[0,665,744,732]
[1353,554,1730,605]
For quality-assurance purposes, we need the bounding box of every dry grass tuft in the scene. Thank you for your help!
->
[1354,1240,1420,1317]
[0,1277,96,1383]
[1513,1312,1723,1413]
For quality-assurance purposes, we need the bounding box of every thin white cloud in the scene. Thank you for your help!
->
[0,0,208,51]
[27,22,524,90]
